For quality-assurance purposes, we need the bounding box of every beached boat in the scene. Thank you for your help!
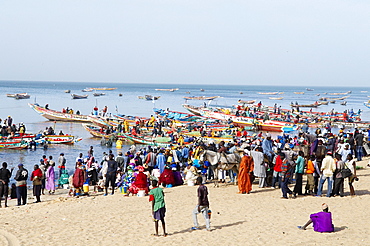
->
[155,88,179,92]
[15,93,31,99]
[153,108,206,122]
[294,92,305,95]
[71,94,88,99]
[183,96,220,100]
[64,90,71,93]
[269,97,283,100]
[182,104,206,116]
[93,92,106,97]
[258,92,278,95]
[29,103,92,123]
[0,141,28,149]
[237,100,256,104]
[82,124,117,138]
[44,135,82,144]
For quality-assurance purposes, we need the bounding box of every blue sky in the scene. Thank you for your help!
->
[0,1,369,86]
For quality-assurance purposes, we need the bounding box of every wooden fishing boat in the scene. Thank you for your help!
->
[153,108,207,122]
[330,100,336,104]
[183,96,220,100]
[328,91,351,95]
[200,89,205,92]
[237,100,256,104]
[319,95,349,101]
[0,141,28,149]
[64,90,71,93]
[89,87,117,91]
[258,92,278,95]
[364,102,370,109]
[361,91,368,93]
[93,92,106,97]
[6,93,28,98]
[0,134,36,141]
[155,88,179,92]
[82,124,117,138]
[29,103,92,123]
[306,88,314,91]
[269,97,283,100]
[122,133,175,147]
[15,93,31,99]
[145,95,160,100]
[294,92,305,94]
[340,101,347,106]
[320,101,329,105]
[71,94,88,99]
[290,103,320,108]
[82,88,94,92]
[182,104,206,116]
[43,135,82,144]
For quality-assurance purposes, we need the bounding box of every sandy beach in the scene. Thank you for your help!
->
[0,157,369,246]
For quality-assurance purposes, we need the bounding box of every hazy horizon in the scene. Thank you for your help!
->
[1,1,369,86]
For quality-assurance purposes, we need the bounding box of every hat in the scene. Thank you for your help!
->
[322,203,328,210]
[60,153,64,155]
[18,163,23,167]
[138,166,145,172]
[327,151,332,155]
[266,133,271,138]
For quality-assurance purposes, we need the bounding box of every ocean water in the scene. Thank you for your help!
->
[0,80,369,176]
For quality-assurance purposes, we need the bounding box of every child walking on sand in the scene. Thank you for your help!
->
[149,180,167,237]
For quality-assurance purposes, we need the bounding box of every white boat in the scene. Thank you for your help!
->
[155,88,179,92]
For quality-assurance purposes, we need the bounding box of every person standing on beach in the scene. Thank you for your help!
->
[0,162,14,207]
[280,153,293,199]
[293,151,305,197]
[149,180,167,237]
[156,149,166,174]
[72,162,85,197]
[57,153,66,185]
[46,157,56,194]
[30,165,43,203]
[317,152,336,197]
[14,164,28,206]
[104,154,118,196]
[238,150,254,194]
[192,176,211,231]
[88,146,94,158]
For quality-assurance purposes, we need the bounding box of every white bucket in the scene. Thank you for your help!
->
[137,190,146,197]
[188,180,194,186]
[63,184,69,189]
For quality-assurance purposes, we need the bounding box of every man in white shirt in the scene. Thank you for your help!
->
[316,152,336,197]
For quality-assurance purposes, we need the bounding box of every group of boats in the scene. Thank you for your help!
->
[6,93,31,99]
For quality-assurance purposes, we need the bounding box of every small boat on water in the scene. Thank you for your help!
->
[185,91,191,94]
[89,87,117,91]
[258,92,278,95]
[122,133,176,147]
[119,94,123,97]
[361,91,368,93]
[330,100,336,104]
[364,102,370,109]
[82,124,116,138]
[269,97,283,100]
[29,103,92,123]
[15,94,31,99]
[320,101,329,105]
[71,94,88,99]
[184,96,220,100]
[44,135,82,144]
[200,89,205,92]
[144,95,160,100]
[82,88,93,92]
[0,141,28,149]
[64,90,71,93]
[340,101,347,106]
[306,88,314,91]
[237,99,256,104]
[93,92,106,97]
[155,88,179,92]
[239,92,243,94]
[294,92,305,95]
[290,102,320,108]
[328,91,351,95]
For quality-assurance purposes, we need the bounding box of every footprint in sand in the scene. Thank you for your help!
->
[0,229,20,246]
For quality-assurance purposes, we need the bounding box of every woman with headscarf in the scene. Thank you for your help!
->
[127,166,149,196]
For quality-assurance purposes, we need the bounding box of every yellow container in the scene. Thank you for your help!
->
[83,184,89,193]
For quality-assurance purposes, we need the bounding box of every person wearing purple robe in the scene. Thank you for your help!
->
[45,161,56,194]
[298,203,334,232]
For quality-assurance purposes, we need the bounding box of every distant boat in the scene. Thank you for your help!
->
[340,101,347,106]
[320,101,329,105]
[239,92,243,94]
[155,88,179,92]
[15,94,31,99]
[361,91,368,93]
[185,91,191,94]
[330,100,336,104]
[89,87,117,91]
[258,92,278,95]
[238,99,256,104]
[82,88,93,92]
[144,95,160,100]
[200,89,205,92]
[306,88,314,91]
[7,93,28,98]
[316,94,320,96]
[119,94,123,97]
[364,102,370,109]
[184,96,220,100]
[328,91,351,95]
[93,92,105,97]
[294,92,305,94]
[291,102,320,108]
[71,94,88,99]
[269,97,283,100]
[64,90,71,93]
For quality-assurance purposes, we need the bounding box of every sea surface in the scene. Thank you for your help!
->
[0,80,369,181]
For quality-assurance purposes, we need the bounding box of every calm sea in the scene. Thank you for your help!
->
[0,80,369,179]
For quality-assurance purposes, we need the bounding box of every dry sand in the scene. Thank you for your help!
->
[1,158,370,246]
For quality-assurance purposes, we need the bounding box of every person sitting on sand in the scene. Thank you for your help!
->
[127,166,149,196]
[298,203,334,233]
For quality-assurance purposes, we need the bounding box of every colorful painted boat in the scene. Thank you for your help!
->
[258,92,278,95]
[364,102,370,109]
[44,135,82,144]
[122,133,175,147]
[82,124,116,138]
[0,141,28,149]
[29,103,92,123]
[237,100,256,104]
[89,87,117,91]
[183,96,220,100]
[269,97,283,100]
